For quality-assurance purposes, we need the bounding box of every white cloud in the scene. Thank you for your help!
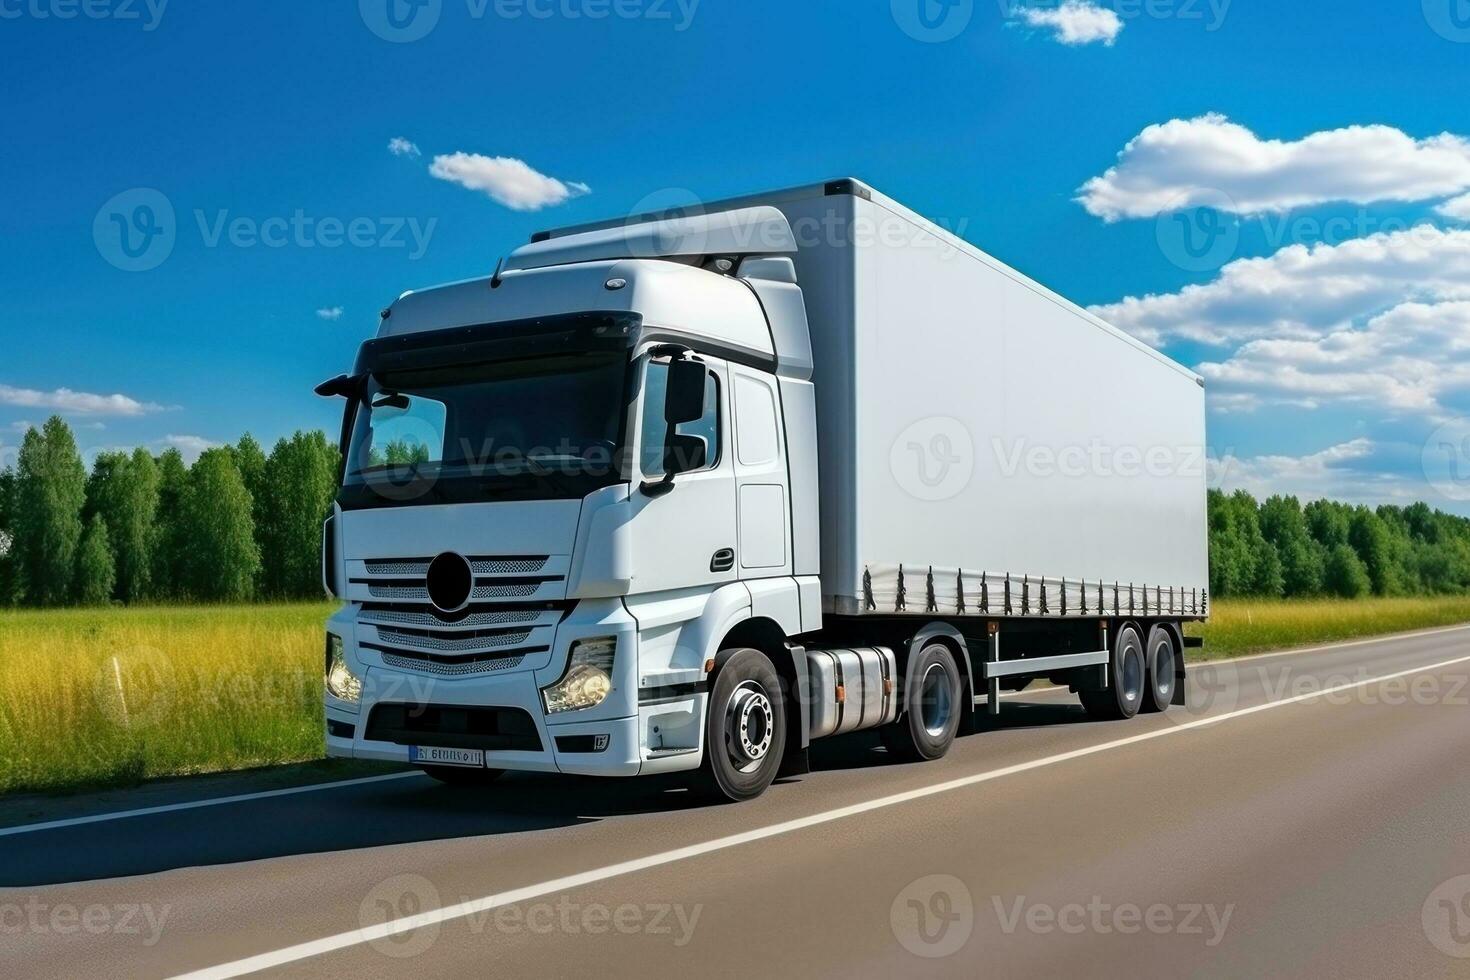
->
[1015,1,1123,46]
[388,137,421,158]
[1091,225,1470,348]
[1438,192,1470,222]
[1198,301,1470,418]
[161,434,219,463]
[429,153,590,211]
[316,306,344,321]
[1208,438,1425,504]
[0,383,165,417]
[1078,115,1470,221]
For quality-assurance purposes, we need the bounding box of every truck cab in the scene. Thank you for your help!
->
[321,206,825,798]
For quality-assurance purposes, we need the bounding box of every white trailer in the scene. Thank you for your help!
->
[318,179,1208,801]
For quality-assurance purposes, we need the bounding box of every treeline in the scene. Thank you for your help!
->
[1209,489,1470,599]
[0,417,338,606]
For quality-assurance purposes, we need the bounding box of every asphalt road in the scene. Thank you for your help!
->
[5,627,1470,979]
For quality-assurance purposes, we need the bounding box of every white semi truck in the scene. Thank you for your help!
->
[317,179,1208,801]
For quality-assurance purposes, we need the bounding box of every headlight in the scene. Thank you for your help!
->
[542,636,616,714]
[325,634,362,707]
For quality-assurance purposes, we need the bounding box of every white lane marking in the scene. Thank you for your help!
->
[173,651,1470,980]
[1185,621,1470,669]
[0,773,423,838]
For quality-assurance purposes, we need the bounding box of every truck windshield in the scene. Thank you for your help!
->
[341,350,629,505]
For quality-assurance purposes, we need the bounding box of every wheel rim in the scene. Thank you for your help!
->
[726,680,775,774]
[1153,638,1174,699]
[919,662,953,738]
[1120,638,1144,704]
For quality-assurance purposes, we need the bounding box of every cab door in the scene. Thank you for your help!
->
[729,365,792,578]
[626,351,738,595]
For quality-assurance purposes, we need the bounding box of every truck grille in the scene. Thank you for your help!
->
[350,553,568,607]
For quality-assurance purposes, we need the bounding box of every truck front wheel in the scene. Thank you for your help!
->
[882,643,963,762]
[699,648,787,802]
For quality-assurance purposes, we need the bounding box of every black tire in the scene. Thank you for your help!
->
[420,765,506,786]
[1080,623,1145,721]
[1141,625,1178,714]
[698,648,786,802]
[882,643,963,762]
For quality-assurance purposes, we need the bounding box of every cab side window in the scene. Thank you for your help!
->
[641,359,721,476]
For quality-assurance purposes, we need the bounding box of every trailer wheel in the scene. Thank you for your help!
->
[699,648,787,802]
[882,643,963,762]
[1141,625,1177,714]
[1080,624,1145,721]
[420,766,505,786]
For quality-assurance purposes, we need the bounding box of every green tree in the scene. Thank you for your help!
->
[1323,542,1371,598]
[234,433,269,592]
[150,448,190,599]
[1207,490,1282,597]
[259,431,339,597]
[1348,507,1398,596]
[1259,495,1324,596]
[0,465,15,606]
[12,417,86,606]
[179,448,260,602]
[75,513,116,606]
[83,449,159,603]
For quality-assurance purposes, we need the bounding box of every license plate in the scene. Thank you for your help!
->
[409,745,485,768]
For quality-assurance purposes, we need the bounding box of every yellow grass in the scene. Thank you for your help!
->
[0,603,335,795]
[1186,596,1470,658]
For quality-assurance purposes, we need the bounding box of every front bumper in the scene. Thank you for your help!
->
[325,602,706,777]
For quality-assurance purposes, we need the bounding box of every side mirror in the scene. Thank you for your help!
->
[315,374,362,399]
[663,359,707,425]
[662,433,708,476]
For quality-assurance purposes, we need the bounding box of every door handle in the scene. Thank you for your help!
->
[710,548,735,573]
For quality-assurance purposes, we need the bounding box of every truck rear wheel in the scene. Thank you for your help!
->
[881,643,963,762]
[1080,624,1145,721]
[699,648,787,802]
[1141,625,1177,713]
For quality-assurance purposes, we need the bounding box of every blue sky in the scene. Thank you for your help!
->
[4,1,1470,509]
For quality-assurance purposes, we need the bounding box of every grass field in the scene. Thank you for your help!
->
[0,603,335,796]
[1185,596,1470,658]
[4,595,1470,796]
